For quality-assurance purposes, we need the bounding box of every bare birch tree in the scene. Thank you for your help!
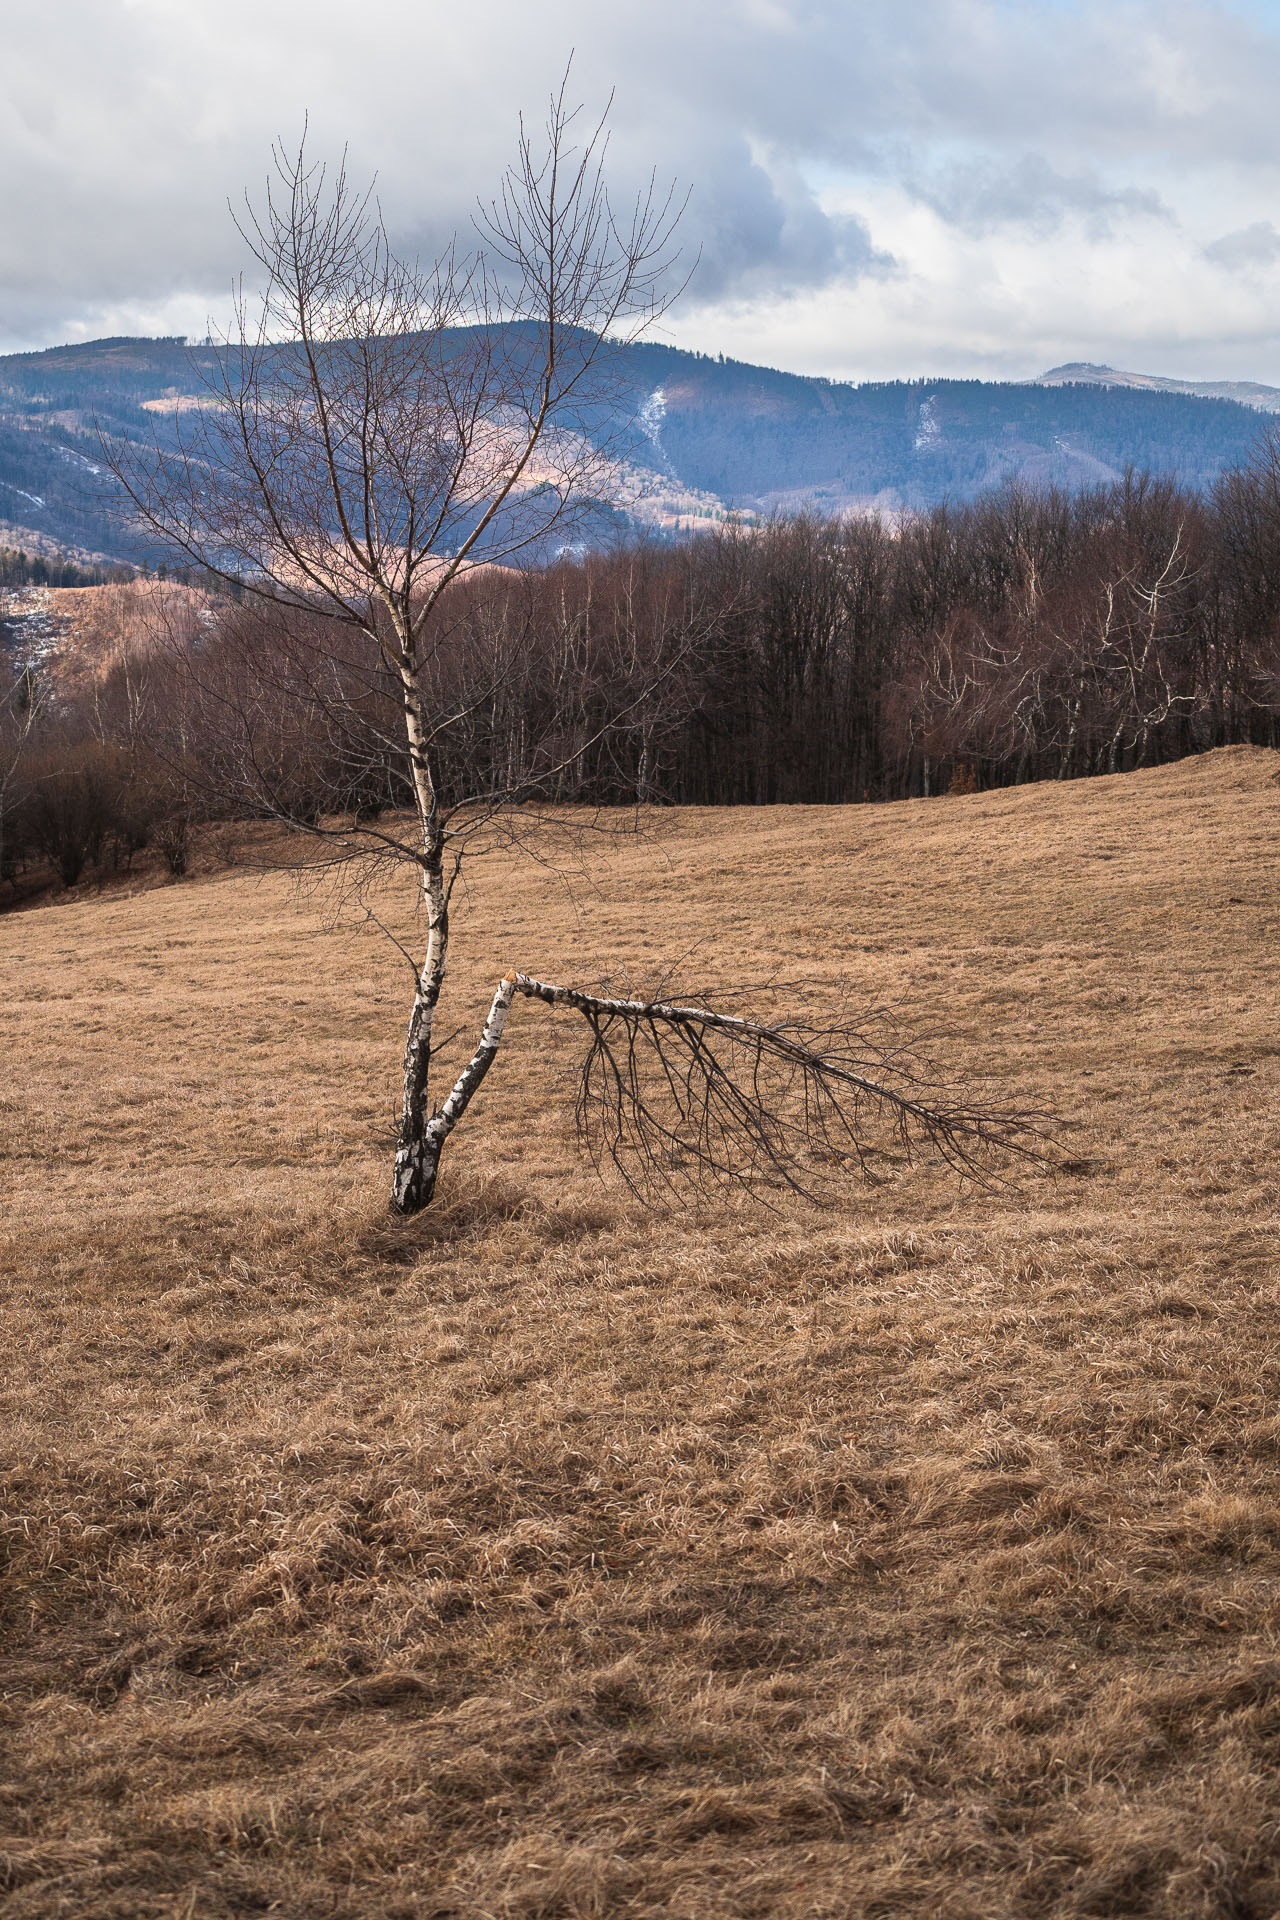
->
[107,88,1042,1213]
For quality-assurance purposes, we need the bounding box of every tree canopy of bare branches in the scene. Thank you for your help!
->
[104,83,705,1212]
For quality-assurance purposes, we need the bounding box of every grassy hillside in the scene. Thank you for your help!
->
[2,749,1279,1917]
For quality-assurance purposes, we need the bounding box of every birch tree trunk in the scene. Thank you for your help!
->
[390,906,447,1213]
[392,975,517,1212]
[390,628,451,1215]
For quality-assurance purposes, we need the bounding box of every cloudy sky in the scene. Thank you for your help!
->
[6,0,1280,382]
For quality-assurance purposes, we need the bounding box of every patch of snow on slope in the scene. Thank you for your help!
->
[57,447,101,476]
[914,395,941,452]
[637,387,669,466]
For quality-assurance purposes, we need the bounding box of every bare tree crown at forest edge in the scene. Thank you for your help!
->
[104,85,1042,1214]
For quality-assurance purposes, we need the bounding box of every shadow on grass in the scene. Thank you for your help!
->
[358,1173,620,1264]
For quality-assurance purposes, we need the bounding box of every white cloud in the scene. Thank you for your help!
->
[4,1,1280,379]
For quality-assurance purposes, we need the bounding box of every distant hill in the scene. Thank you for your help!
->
[1035,361,1280,413]
[0,334,1271,564]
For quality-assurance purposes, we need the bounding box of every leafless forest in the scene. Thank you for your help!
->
[5,457,1280,906]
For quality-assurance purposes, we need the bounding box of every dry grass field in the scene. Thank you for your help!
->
[2,746,1279,1919]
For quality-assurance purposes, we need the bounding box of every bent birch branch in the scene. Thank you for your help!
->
[426,971,1047,1204]
[424,974,518,1158]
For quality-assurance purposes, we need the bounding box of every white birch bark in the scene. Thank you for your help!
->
[389,624,452,1214]
[392,976,516,1211]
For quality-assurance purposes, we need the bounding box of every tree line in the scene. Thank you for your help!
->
[3,451,1280,902]
[0,547,134,589]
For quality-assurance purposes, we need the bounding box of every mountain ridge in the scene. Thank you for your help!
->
[0,334,1270,565]
[1035,361,1280,413]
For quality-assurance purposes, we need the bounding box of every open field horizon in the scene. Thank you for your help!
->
[3,748,1280,1917]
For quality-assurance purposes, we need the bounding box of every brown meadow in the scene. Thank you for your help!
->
[1,746,1279,1918]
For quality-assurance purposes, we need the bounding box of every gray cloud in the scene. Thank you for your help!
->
[907,153,1171,237]
[1204,220,1280,271]
[676,146,895,301]
[0,0,908,346]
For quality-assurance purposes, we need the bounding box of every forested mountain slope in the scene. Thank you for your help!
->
[0,332,1269,563]
[1035,360,1280,411]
